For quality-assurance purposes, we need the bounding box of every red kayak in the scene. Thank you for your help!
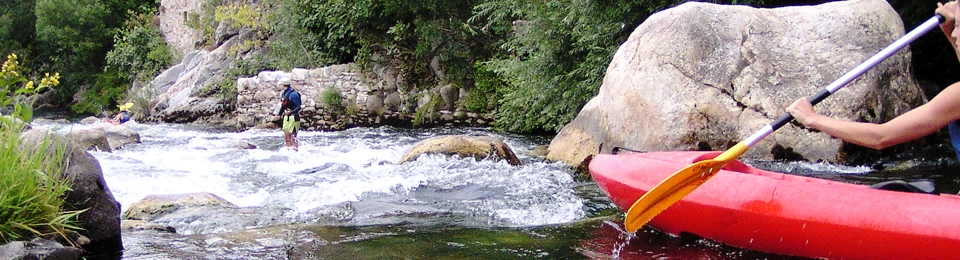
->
[590,151,960,260]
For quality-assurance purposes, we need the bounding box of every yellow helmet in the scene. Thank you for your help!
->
[119,102,134,111]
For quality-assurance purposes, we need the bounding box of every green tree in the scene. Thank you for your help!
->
[33,0,155,112]
[474,0,769,133]
[107,10,173,85]
[0,1,36,57]
[473,0,651,133]
[87,8,174,114]
[34,0,114,97]
[276,0,495,90]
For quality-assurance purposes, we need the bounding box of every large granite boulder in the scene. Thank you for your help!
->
[547,0,925,166]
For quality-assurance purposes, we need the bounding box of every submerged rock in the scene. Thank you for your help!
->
[123,192,236,221]
[399,135,522,165]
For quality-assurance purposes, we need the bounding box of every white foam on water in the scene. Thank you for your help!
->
[79,123,584,227]
[96,147,239,211]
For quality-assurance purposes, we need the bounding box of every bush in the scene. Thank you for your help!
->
[70,68,127,115]
[106,9,174,85]
[475,0,767,133]
[320,87,344,110]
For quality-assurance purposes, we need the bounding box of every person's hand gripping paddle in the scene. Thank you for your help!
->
[623,14,947,233]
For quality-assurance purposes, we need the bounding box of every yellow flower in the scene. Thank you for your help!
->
[40,72,61,87]
[1,53,17,74]
[24,81,34,91]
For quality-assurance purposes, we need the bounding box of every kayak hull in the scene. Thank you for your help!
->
[589,151,960,260]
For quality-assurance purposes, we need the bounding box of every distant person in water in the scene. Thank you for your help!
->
[788,1,960,160]
[109,102,133,124]
[277,79,301,151]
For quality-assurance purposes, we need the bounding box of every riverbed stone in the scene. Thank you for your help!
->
[121,220,177,233]
[123,192,237,221]
[20,129,124,257]
[79,116,100,124]
[547,0,924,165]
[65,128,113,152]
[399,135,522,166]
[101,124,142,150]
[0,238,84,260]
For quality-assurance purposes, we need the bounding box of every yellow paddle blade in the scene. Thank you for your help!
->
[624,143,749,232]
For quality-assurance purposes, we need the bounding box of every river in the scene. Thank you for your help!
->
[31,120,960,259]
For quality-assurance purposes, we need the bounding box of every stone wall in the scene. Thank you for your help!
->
[235,64,494,131]
[159,0,201,56]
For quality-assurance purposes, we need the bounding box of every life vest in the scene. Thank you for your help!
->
[950,121,960,161]
[280,87,302,116]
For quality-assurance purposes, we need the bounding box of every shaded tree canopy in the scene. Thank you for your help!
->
[0,0,954,134]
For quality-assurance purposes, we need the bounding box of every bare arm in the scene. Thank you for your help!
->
[784,2,960,150]
[788,83,960,150]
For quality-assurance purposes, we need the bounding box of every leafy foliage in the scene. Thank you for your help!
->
[321,87,344,110]
[106,9,174,85]
[0,1,36,57]
[34,0,114,102]
[185,0,223,47]
[70,68,127,115]
[31,0,156,110]
[2,0,956,135]
[91,8,174,115]
[273,0,500,125]
[0,53,59,122]
[474,0,767,133]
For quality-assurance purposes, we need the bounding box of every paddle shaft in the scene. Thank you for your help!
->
[742,14,945,148]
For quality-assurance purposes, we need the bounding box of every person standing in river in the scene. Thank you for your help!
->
[277,79,301,151]
[787,1,960,160]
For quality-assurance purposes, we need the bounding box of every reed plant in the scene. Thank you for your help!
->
[0,123,82,244]
[0,53,82,244]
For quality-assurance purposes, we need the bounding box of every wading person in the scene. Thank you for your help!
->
[788,1,960,161]
[277,79,301,151]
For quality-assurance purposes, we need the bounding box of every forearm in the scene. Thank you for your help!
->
[804,115,896,150]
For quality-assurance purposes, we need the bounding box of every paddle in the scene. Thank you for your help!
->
[623,14,946,233]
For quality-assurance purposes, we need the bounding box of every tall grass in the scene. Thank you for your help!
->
[0,121,82,244]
